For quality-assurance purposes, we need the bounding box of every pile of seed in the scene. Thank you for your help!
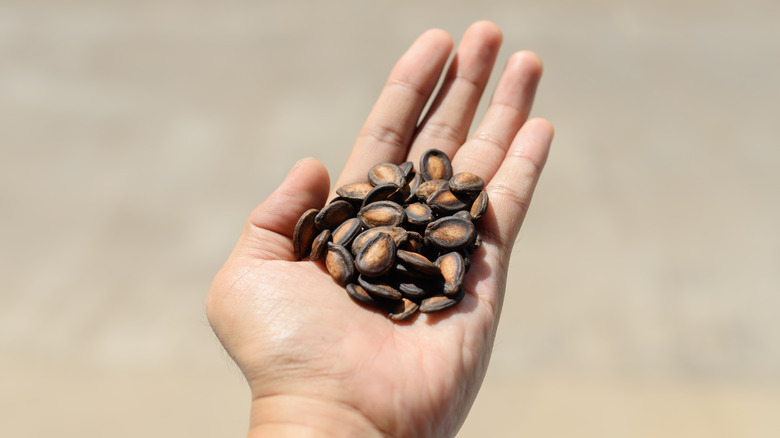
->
[293,149,488,321]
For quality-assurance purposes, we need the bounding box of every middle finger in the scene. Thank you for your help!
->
[333,29,453,192]
[407,21,503,166]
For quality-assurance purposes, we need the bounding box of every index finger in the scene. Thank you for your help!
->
[332,29,453,194]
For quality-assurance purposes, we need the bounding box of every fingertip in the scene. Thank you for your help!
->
[286,156,331,205]
[526,117,555,141]
[418,27,455,52]
[512,118,554,170]
[507,50,544,78]
[292,156,328,177]
[466,20,503,45]
[248,157,331,236]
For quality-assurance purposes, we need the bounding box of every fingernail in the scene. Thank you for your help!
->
[290,157,312,173]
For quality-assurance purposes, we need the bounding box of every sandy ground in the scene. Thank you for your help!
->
[2,1,779,436]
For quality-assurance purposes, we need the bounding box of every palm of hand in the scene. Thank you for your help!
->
[213,218,504,436]
[208,21,553,438]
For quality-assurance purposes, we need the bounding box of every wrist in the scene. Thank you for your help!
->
[248,394,385,438]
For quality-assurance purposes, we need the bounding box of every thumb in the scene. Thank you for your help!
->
[237,158,330,259]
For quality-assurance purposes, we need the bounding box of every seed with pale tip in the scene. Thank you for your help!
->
[325,243,355,286]
[419,287,465,313]
[315,200,355,230]
[355,233,396,277]
[309,229,331,262]
[415,179,447,201]
[470,190,489,221]
[419,149,453,182]
[358,200,405,228]
[336,182,374,202]
[389,298,420,321]
[425,216,476,251]
[331,217,363,247]
[351,226,408,255]
[405,202,434,226]
[293,208,319,260]
[396,249,440,276]
[426,186,470,215]
[449,172,485,195]
[368,162,405,187]
[436,251,465,296]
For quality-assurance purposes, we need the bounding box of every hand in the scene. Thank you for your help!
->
[207,21,554,438]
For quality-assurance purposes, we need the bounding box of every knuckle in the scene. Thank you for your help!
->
[357,124,406,148]
[420,119,465,145]
[472,130,506,151]
[387,77,426,99]
[453,73,482,92]
[489,181,531,218]
[508,149,544,175]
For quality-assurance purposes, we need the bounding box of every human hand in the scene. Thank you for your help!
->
[207,21,554,438]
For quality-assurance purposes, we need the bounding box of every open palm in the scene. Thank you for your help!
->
[207,21,554,438]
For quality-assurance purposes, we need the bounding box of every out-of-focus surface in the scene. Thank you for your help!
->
[2,1,779,436]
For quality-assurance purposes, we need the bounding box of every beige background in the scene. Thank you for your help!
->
[2,0,779,436]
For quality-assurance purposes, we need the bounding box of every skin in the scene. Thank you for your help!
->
[207,21,554,438]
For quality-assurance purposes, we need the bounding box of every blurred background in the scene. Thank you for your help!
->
[2,0,779,436]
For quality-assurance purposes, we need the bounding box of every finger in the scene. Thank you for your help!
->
[482,118,553,252]
[243,158,330,253]
[333,29,454,191]
[451,51,543,181]
[407,21,503,164]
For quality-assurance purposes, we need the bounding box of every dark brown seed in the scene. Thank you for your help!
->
[405,202,434,226]
[315,200,355,230]
[336,182,374,202]
[459,248,472,272]
[449,172,485,195]
[325,243,355,286]
[293,208,319,260]
[329,196,361,210]
[351,226,408,255]
[307,149,486,318]
[389,298,419,321]
[355,233,396,277]
[346,283,383,307]
[436,251,465,296]
[470,190,489,221]
[362,183,403,207]
[358,200,405,228]
[415,179,447,201]
[454,210,472,221]
[399,161,415,180]
[331,217,363,247]
[403,172,422,203]
[396,249,440,276]
[400,231,424,253]
[368,162,405,187]
[358,275,403,300]
[419,149,453,182]
[394,262,428,279]
[426,186,470,215]
[468,233,482,252]
[425,216,476,250]
[419,287,465,313]
[309,229,331,261]
[398,280,432,299]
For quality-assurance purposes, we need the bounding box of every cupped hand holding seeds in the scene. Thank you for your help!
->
[208,21,553,438]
